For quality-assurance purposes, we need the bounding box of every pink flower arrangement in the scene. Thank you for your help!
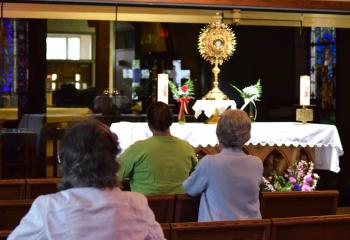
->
[262,160,320,192]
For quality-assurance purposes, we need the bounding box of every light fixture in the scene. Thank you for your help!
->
[51,73,57,81]
[75,73,80,81]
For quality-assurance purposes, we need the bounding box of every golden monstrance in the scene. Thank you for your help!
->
[198,14,237,100]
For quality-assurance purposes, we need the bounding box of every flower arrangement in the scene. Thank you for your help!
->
[231,79,262,120]
[262,160,320,192]
[168,79,195,123]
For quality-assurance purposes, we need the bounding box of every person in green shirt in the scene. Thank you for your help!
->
[118,102,198,196]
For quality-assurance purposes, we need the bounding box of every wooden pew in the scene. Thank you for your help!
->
[0,200,32,230]
[260,190,338,218]
[26,178,60,199]
[161,223,171,240]
[271,214,350,240]
[0,230,12,240]
[147,195,175,223]
[170,219,271,240]
[0,179,26,200]
[121,178,131,191]
[174,194,200,222]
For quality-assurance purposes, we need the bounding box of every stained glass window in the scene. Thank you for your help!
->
[310,27,336,124]
[0,19,14,94]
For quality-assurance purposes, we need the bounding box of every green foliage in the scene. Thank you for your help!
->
[168,79,195,99]
[231,79,262,101]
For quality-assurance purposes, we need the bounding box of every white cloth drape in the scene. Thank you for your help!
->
[111,122,343,173]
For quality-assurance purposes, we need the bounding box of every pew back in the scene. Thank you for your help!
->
[0,230,12,240]
[26,178,60,199]
[271,214,350,240]
[260,190,338,218]
[174,194,200,222]
[0,200,32,230]
[171,219,271,240]
[0,179,26,200]
[161,223,171,240]
[147,195,175,223]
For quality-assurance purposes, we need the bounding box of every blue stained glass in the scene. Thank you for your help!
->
[0,19,14,94]
[310,27,336,124]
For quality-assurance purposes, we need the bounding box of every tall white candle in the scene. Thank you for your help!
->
[300,75,310,106]
[157,73,169,104]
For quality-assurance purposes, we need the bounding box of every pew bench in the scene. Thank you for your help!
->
[260,190,338,218]
[0,179,26,200]
[271,214,350,240]
[170,219,271,240]
[0,199,32,230]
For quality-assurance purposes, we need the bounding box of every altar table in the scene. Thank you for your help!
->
[110,122,343,173]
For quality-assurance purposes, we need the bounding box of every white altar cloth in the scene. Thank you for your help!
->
[110,122,343,173]
[192,100,236,118]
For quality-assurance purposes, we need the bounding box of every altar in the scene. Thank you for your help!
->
[110,122,343,173]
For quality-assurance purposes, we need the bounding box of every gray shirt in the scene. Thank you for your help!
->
[183,148,263,222]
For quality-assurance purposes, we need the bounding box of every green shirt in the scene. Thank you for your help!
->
[118,135,197,196]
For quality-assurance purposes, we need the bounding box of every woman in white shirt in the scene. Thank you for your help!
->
[9,120,164,240]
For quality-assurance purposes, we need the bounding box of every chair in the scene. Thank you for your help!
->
[174,194,200,222]
[170,219,271,240]
[43,127,65,177]
[26,178,60,199]
[0,179,26,200]
[0,199,32,230]
[147,195,175,223]
[271,214,350,240]
[0,129,37,178]
[260,190,338,218]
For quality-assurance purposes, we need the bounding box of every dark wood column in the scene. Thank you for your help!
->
[336,28,350,206]
[90,20,110,94]
[16,19,47,177]
[17,19,46,120]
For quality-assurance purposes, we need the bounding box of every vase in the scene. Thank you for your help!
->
[249,102,255,121]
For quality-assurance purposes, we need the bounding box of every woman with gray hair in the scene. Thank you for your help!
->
[183,109,263,222]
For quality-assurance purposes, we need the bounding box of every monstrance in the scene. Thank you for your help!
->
[198,14,237,100]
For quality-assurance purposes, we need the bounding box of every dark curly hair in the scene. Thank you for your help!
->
[147,102,173,131]
[58,120,120,190]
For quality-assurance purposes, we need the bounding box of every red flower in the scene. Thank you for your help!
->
[181,85,188,92]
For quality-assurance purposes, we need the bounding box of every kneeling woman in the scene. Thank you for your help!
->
[183,109,263,222]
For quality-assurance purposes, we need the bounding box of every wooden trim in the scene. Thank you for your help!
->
[3,3,116,20]
[8,0,350,12]
[4,2,350,28]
